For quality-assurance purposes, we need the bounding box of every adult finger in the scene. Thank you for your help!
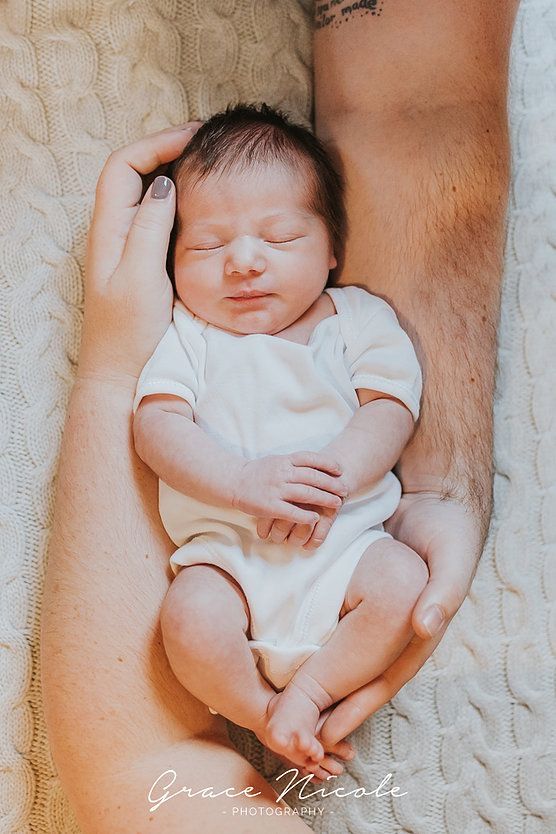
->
[88,123,202,286]
[119,176,176,283]
[319,627,446,747]
[410,534,479,640]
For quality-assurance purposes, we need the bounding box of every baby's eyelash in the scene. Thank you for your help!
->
[189,236,304,250]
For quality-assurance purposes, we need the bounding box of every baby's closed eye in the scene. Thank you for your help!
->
[188,242,224,251]
[187,236,305,251]
[264,236,305,245]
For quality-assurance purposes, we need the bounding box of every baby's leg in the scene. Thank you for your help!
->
[266,537,429,753]
[161,563,347,773]
[160,563,276,732]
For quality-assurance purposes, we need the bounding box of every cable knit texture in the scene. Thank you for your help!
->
[0,1,554,832]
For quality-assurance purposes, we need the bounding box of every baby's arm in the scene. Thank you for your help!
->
[257,389,414,547]
[321,388,415,497]
[301,389,414,548]
[133,393,346,524]
[133,393,240,508]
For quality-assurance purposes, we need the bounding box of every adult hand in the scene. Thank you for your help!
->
[78,121,202,389]
[318,489,484,747]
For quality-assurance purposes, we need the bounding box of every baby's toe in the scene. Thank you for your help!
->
[302,733,324,763]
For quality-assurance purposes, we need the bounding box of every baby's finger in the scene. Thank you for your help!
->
[303,515,334,550]
[269,520,295,544]
[290,466,348,498]
[287,522,314,547]
[289,451,343,476]
[256,518,273,539]
[283,484,343,511]
[274,503,320,527]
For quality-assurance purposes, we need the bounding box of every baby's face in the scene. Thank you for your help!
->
[173,161,337,335]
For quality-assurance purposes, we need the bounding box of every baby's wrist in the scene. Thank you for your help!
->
[230,458,251,511]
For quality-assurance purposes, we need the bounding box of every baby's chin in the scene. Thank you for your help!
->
[183,301,290,336]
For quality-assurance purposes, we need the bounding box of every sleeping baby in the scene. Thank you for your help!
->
[132,103,429,778]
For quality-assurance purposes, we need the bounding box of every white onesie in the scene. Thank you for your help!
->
[133,285,422,692]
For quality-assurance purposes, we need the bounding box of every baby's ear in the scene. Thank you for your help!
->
[329,251,337,270]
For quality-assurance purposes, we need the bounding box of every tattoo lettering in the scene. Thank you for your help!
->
[314,0,384,30]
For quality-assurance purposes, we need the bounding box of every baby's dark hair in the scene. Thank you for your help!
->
[166,102,346,287]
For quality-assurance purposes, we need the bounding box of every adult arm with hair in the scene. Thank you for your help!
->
[312,0,519,744]
[40,126,312,833]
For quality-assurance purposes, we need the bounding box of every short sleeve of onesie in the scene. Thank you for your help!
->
[132,301,204,415]
[333,286,422,421]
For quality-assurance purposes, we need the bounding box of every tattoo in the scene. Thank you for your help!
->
[314,0,384,30]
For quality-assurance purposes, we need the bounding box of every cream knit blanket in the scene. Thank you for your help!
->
[1,1,554,832]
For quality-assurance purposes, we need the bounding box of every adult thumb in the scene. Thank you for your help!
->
[411,552,474,640]
[121,175,176,279]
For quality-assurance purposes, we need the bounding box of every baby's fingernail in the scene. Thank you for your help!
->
[152,176,172,199]
[422,605,445,636]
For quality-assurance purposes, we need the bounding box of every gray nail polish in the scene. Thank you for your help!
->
[152,176,171,199]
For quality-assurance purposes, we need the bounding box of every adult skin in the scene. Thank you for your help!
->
[41,3,520,832]
[312,0,520,744]
[41,125,310,833]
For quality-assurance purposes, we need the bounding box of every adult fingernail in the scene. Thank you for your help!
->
[152,176,171,199]
[421,605,445,637]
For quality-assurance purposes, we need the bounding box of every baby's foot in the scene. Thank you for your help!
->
[272,733,355,782]
[255,672,333,770]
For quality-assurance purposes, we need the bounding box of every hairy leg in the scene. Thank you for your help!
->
[266,538,429,752]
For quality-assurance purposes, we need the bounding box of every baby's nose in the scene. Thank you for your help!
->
[225,236,266,275]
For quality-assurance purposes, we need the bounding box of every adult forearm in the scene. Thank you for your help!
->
[43,378,303,828]
[43,380,178,784]
[321,399,414,495]
[317,103,510,526]
[134,410,244,508]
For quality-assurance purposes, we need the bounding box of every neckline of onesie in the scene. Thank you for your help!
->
[178,287,341,349]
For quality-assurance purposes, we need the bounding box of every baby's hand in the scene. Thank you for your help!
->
[257,505,340,549]
[232,452,347,527]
